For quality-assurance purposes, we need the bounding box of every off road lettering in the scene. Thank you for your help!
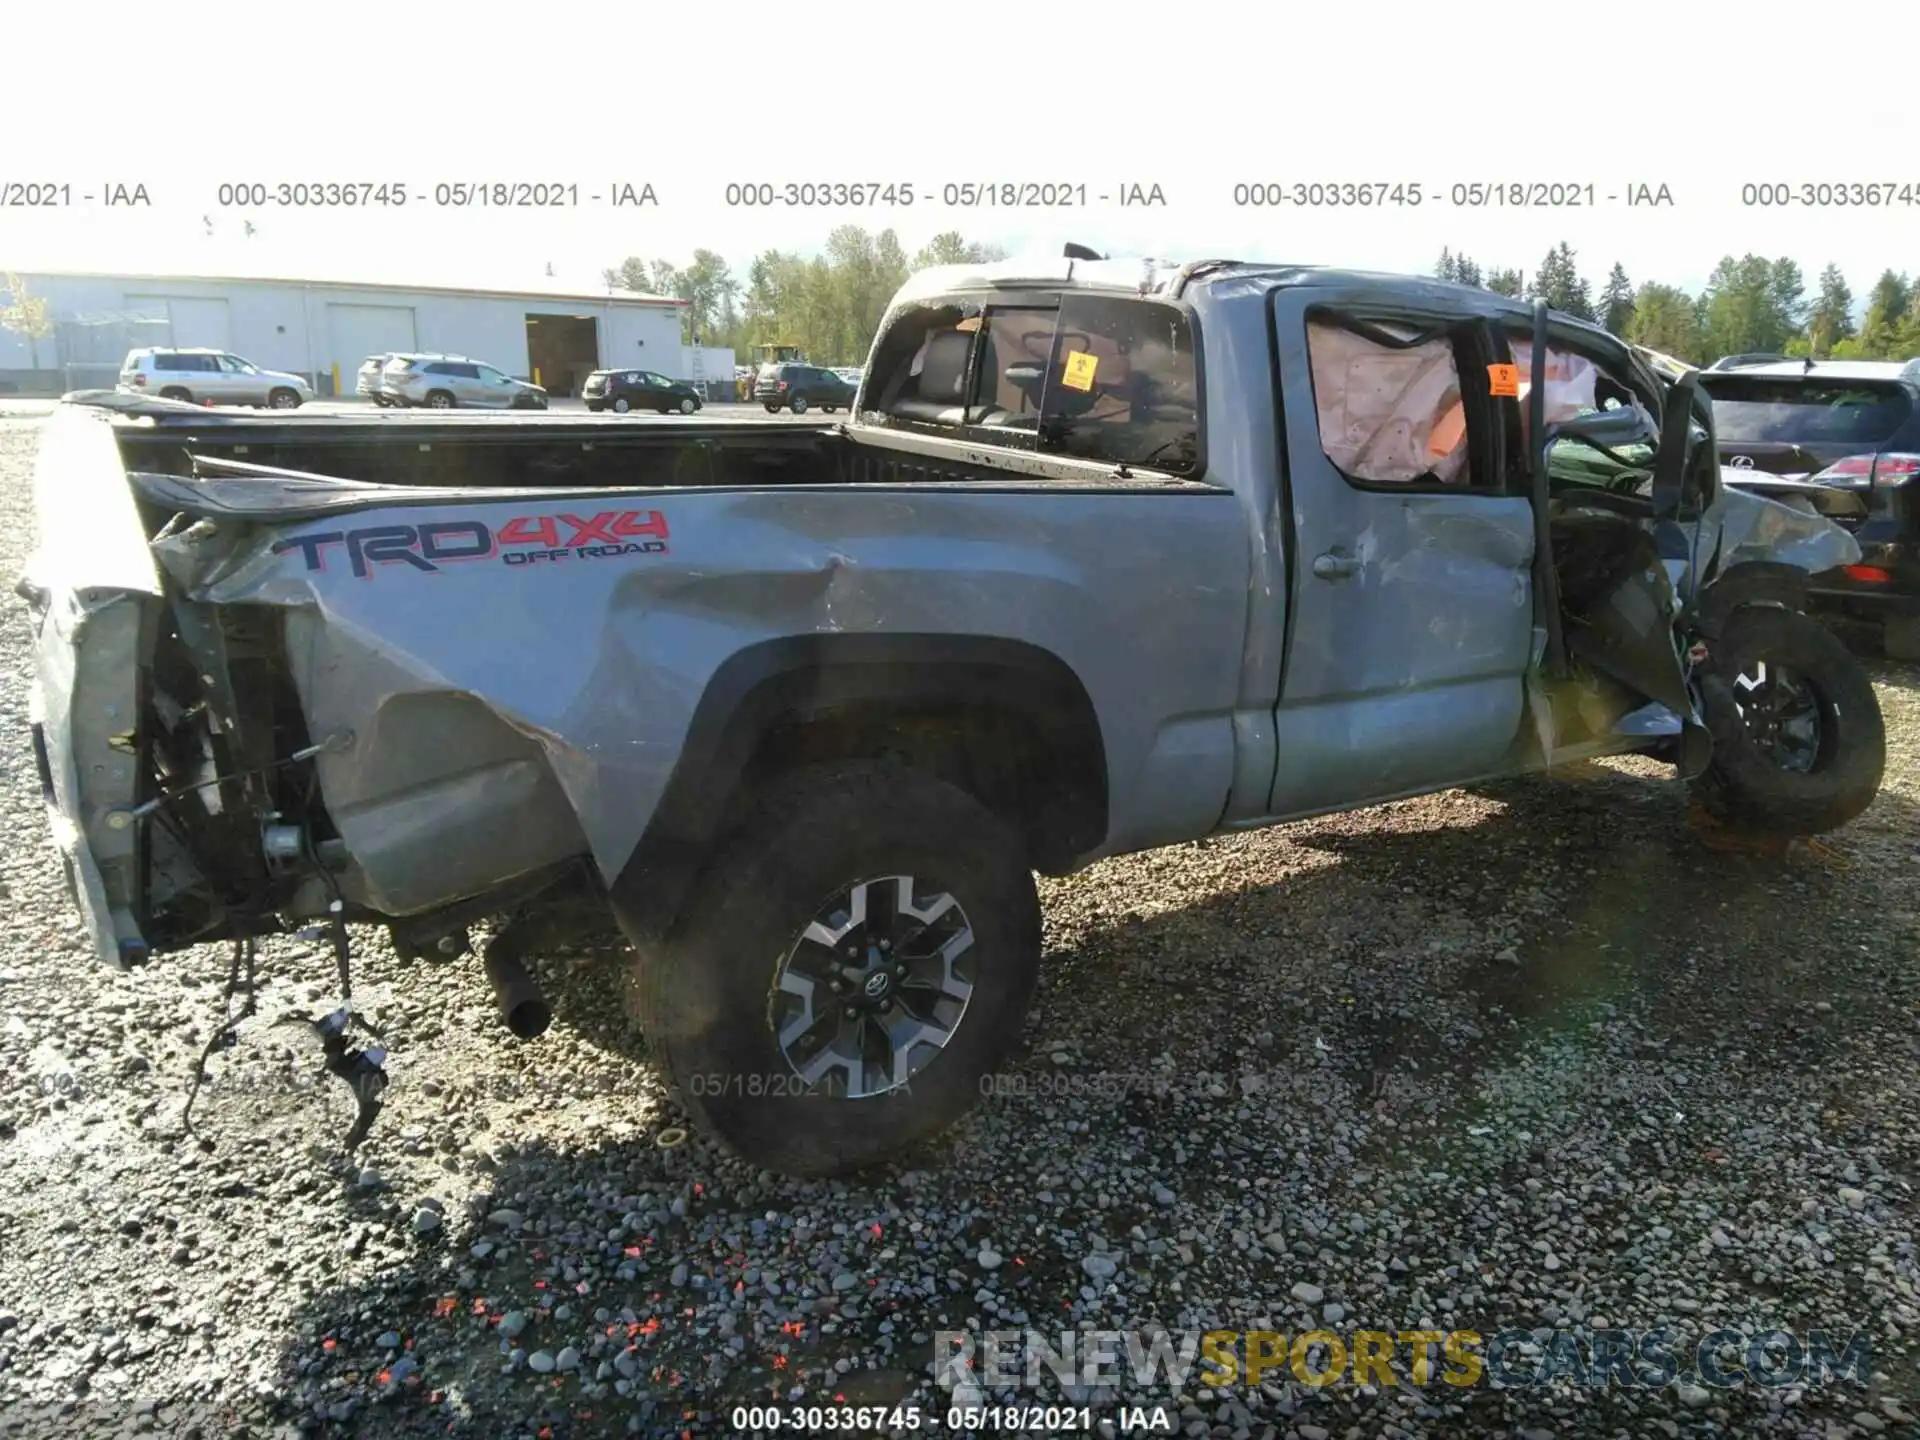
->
[272,509,669,578]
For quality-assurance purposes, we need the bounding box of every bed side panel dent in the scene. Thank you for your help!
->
[163,485,1251,908]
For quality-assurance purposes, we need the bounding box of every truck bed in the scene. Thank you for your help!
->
[25,398,1244,974]
[109,407,847,493]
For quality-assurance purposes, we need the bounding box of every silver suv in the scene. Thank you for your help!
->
[382,354,548,410]
[119,348,313,408]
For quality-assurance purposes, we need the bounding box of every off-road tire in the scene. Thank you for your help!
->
[1691,606,1885,835]
[1885,614,1920,662]
[625,760,1041,1177]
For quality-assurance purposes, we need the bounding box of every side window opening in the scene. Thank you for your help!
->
[1500,329,1664,495]
[1306,316,1480,487]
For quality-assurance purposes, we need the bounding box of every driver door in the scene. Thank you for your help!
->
[1267,286,1538,816]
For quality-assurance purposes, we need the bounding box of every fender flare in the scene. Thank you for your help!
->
[610,633,1107,943]
[1693,560,1808,642]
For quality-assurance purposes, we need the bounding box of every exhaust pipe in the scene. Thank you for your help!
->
[483,931,552,1040]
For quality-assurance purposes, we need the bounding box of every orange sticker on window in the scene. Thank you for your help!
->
[1487,363,1520,398]
[1061,351,1099,392]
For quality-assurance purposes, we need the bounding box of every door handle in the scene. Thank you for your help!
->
[1312,551,1360,580]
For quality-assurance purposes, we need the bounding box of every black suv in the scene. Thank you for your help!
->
[754,363,856,414]
[583,368,704,415]
[1702,359,1920,659]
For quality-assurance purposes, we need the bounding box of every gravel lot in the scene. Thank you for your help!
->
[1,410,1918,1440]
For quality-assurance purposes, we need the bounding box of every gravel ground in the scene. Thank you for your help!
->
[1,410,1918,1440]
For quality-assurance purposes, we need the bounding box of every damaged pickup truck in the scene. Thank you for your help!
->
[18,253,1886,1176]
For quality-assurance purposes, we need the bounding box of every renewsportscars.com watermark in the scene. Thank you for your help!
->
[935,1326,1874,1393]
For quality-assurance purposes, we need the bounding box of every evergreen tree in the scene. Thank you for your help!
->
[1529,242,1593,319]
[1599,263,1635,335]
[1807,264,1855,356]
[1859,270,1914,355]
[1623,282,1701,362]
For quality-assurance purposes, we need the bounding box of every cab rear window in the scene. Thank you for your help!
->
[1037,295,1200,473]
[869,294,1202,475]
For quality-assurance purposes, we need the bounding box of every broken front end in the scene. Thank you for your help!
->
[1513,316,1880,829]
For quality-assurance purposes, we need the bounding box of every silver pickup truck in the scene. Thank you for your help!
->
[17,252,1885,1176]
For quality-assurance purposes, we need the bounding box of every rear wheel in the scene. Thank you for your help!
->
[1691,606,1885,835]
[612,396,631,413]
[425,390,454,409]
[625,761,1040,1177]
[158,386,191,402]
[764,403,780,414]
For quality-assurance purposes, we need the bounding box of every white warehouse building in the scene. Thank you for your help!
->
[0,271,733,400]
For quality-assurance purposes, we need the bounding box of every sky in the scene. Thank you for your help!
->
[5,2,1917,301]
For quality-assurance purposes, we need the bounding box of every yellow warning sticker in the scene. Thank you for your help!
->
[1061,351,1099,392]
[1487,363,1520,398]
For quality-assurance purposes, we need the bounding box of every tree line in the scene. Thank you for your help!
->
[598,227,1920,369]
[604,229,1005,366]
[1437,242,1920,364]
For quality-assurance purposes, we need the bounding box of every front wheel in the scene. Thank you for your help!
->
[1691,606,1885,835]
[624,761,1041,1178]
[267,387,302,409]
[679,396,697,414]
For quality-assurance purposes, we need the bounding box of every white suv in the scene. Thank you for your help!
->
[120,348,313,408]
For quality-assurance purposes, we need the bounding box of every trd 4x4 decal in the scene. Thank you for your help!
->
[271,509,670,579]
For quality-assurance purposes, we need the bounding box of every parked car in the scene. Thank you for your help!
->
[24,254,1884,1178]
[583,369,704,414]
[382,355,548,410]
[832,366,864,387]
[118,348,311,409]
[357,354,402,406]
[1701,358,1920,658]
[754,362,856,414]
